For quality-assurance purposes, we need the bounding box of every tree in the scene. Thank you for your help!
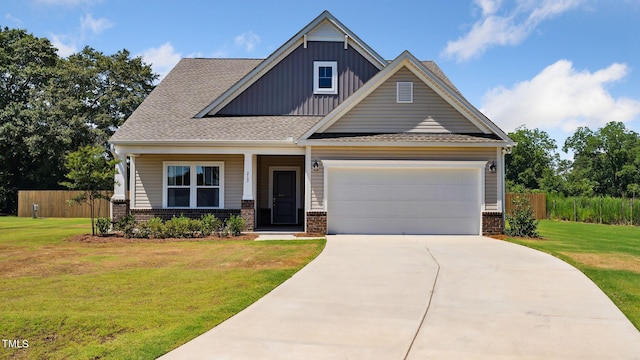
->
[60,47,157,147]
[61,145,120,236]
[505,126,560,192]
[0,27,60,213]
[564,122,640,197]
[0,27,156,214]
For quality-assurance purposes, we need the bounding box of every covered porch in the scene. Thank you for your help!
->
[110,145,309,233]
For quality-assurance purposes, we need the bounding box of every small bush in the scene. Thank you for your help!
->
[165,215,204,238]
[116,214,137,239]
[135,222,151,239]
[506,196,539,238]
[95,217,111,237]
[146,217,165,238]
[200,214,222,237]
[111,214,245,239]
[225,214,245,237]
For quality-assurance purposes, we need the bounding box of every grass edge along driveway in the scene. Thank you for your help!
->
[0,217,325,360]
[506,220,640,331]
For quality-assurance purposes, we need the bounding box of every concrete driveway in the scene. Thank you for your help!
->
[160,235,640,359]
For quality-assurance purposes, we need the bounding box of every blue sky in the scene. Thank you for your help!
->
[4,0,640,155]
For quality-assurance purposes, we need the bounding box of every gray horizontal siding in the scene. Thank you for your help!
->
[133,154,243,210]
[218,41,379,116]
[325,68,480,133]
[310,147,498,211]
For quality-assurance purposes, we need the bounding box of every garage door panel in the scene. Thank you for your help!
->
[326,166,481,235]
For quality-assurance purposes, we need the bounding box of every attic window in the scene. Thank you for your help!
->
[397,82,413,103]
[314,61,338,95]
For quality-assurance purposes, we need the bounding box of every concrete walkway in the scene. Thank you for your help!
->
[160,236,640,359]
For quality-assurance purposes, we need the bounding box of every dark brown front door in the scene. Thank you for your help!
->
[273,170,296,224]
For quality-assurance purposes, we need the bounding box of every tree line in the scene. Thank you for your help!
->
[0,27,156,214]
[506,122,640,199]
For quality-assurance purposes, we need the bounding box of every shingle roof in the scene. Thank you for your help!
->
[109,58,331,143]
[109,57,501,145]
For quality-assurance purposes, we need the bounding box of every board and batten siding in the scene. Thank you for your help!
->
[325,68,480,133]
[217,42,379,116]
[310,147,498,211]
[133,154,243,209]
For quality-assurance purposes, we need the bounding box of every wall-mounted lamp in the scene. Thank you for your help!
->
[312,159,320,171]
[488,161,496,173]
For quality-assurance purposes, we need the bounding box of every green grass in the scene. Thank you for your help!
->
[506,220,640,330]
[0,217,325,359]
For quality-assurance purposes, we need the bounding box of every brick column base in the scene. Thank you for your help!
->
[111,199,129,223]
[306,211,327,234]
[241,200,255,231]
[482,212,504,235]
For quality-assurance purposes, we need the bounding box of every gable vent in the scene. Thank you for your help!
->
[397,82,413,103]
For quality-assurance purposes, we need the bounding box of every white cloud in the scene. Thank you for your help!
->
[5,13,23,25]
[50,34,77,57]
[234,31,261,53]
[139,42,182,82]
[443,0,584,61]
[481,60,640,134]
[474,0,503,16]
[80,13,112,35]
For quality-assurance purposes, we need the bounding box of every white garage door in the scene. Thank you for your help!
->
[325,161,483,235]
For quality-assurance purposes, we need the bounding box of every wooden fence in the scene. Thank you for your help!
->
[18,190,111,218]
[505,193,547,220]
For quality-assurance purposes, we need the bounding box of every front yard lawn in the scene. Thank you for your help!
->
[0,217,325,359]
[506,220,640,331]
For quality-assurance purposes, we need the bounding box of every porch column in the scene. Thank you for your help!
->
[111,146,129,222]
[241,153,256,231]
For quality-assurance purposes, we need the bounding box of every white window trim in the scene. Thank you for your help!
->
[397,81,413,103]
[313,61,338,95]
[162,161,225,209]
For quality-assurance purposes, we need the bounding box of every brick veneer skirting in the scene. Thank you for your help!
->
[306,211,327,234]
[130,208,240,222]
[111,199,129,223]
[241,200,255,231]
[482,212,504,235]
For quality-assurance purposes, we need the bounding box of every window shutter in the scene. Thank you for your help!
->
[397,82,413,103]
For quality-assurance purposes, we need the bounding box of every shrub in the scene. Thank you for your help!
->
[135,221,151,239]
[506,195,540,238]
[146,217,165,238]
[225,214,245,237]
[116,214,137,239]
[200,214,222,237]
[164,215,201,238]
[95,217,111,237]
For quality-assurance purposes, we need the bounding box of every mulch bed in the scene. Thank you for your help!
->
[68,233,258,244]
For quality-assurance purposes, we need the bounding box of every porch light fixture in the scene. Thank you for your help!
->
[312,159,320,171]
[488,161,496,173]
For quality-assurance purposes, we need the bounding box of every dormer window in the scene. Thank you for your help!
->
[314,61,338,95]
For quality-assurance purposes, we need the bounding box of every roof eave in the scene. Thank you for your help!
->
[297,139,512,147]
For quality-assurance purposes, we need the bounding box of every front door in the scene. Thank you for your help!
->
[272,170,297,224]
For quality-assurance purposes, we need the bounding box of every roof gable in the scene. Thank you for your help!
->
[300,51,513,143]
[195,11,387,118]
[324,67,482,134]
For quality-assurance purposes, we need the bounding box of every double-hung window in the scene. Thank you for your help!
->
[313,61,338,95]
[163,162,224,208]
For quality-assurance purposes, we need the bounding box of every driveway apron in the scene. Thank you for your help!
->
[160,235,640,359]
